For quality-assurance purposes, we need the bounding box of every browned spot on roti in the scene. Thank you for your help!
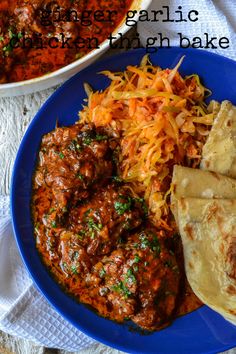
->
[226,240,236,280]
[207,204,218,221]
[226,285,236,295]
[227,119,232,127]
[184,224,194,240]
[229,309,236,316]
[180,198,187,210]
[219,242,225,255]
[205,161,210,168]
[173,183,176,193]
[217,215,223,225]
[210,171,220,180]
[188,261,194,269]
[216,215,225,239]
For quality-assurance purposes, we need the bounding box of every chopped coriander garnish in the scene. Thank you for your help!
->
[95,134,108,141]
[76,172,84,180]
[99,268,106,278]
[3,44,13,53]
[151,235,161,254]
[112,281,131,298]
[71,265,78,274]
[72,251,79,260]
[133,197,148,216]
[114,196,132,215]
[87,218,103,233]
[51,220,57,228]
[127,269,132,276]
[59,152,64,159]
[84,208,92,217]
[72,140,82,151]
[0,36,4,42]
[125,268,136,284]
[79,229,86,235]
[62,262,68,270]
[139,232,161,255]
[34,222,40,231]
[142,202,148,216]
[123,220,131,230]
[83,136,92,145]
[139,233,150,249]
[133,254,140,263]
[8,28,14,39]
[112,176,123,183]
[76,232,84,240]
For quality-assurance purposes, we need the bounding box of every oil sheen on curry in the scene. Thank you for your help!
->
[0,0,132,83]
[32,123,202,331]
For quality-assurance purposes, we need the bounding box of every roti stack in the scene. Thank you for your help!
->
[178,198,236,324]
[171,100,236,325]
[171,165,236,223]
[201,100,236,178]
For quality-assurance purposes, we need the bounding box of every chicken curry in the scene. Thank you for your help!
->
[0,0,132,83]
[32,123,202,331]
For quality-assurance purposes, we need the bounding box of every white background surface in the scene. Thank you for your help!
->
[1,0,236,347]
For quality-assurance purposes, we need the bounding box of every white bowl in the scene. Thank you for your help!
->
[0,0,152,97]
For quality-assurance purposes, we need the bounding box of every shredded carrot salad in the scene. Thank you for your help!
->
[79,55,217,230]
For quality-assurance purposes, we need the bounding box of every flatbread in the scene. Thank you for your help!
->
[171,165,236,222]
[170,101,236,324]
[178,197,236,325]
[201,100,236,178]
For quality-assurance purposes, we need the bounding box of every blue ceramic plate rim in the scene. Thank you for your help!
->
[10,47,236,354]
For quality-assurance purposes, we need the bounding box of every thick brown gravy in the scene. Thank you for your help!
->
[32,123,202,331]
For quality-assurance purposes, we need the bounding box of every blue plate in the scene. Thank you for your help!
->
[11,48,236,354]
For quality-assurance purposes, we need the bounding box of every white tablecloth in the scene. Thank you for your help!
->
[1,0,236,347]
